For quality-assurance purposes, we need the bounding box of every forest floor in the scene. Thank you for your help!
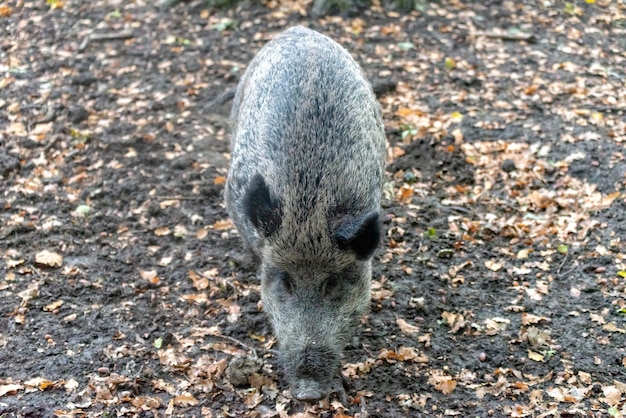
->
[1,0,625,417]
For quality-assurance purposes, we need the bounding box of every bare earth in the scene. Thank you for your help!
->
[1,1,625,417]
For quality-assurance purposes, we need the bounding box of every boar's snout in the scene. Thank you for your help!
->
[292,379,326,402]
[286,344,340,402]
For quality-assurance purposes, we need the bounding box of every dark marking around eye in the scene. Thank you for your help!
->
[276,271,293,294]
[321,276,340,298]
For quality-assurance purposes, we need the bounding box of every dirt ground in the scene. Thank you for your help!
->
[1,0,625,417]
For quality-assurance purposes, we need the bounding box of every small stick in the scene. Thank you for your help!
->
[556,251,569,275]
[472,31,537,43]
[559,266,577,279]
[28,104,60,131]
[29,265,45,279]
[35,105,58,125]
[214,334,259,358]
[203,88,237,113]
[155,196,203,201]
[43,135,60,153]
[79,30,135,52]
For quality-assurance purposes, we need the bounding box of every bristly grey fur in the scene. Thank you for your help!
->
[225,26,386,402]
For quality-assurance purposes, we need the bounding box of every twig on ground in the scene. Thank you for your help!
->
[29,265,45,280]
[472,31,537,43]
[155,196,203,201]
[578,105,625,114]
[556,252,570,275]
[559,266,577,279]
[34,105,58,125]
[203,88,237,113]
[79,30,135,52]
[214,334,259,358]
[28,104,60,132]
[44,135,60,153]
[361,343,374,358]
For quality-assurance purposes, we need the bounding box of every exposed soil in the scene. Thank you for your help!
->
[1,0,625,417]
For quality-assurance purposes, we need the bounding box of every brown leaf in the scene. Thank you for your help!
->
[139,269,158,280]
[528,350,544,362]
[43,300,64,312]
[602,323,626,333]
[154,227,171,236]
[390,146,405,158]
[396,184,413,204]
[484,259,503,272]
[600,385,622,407]
[196,227,208,239]
[7,121,27,136]
[0,5,13,16]
[397,346,429,363]
[428,374,457,394]
[212,219,233,230]
[396,318,420,335]
[63,313,77,322]
[35,250,63,267]
[159,200,179,209]
[0,383,22,397]
[189,270,209,290]
[131,396,161,408]
[181,293,208,304]
[521,313,547,325]
[441,311,466,333]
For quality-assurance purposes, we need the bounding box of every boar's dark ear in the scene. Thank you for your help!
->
[243,174,283,238]
[334,211,382,260]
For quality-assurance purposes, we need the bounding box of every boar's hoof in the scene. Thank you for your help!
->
[291,379,326,402]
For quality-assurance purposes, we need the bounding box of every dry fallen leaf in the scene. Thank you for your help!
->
[139,269,158,280]
[590,312,605,325]
[43,300,63,312]
[600,385,622,407]
[189,270,209,290]
[6,258,25,268]
[158,256,173,266]
[181,293,209,304]
[521,313,548,325]
[196,227,208,239]
[212,219,233,230]
[526,326,551,347]
[378,346,428,364]
[131,396,161,408]
[396,318,420,335]
[484,259,503,272]
[159,199,179,209]
[154,227,171,236]
[0,383,22,397]
[0,5,13,16]
[24,377,56,391]
[528,350,545,362]
[441,311,466,333]
[35,250,63,267]
[602,323,626,334]
[428,374,457,394]
[63,313,77,322]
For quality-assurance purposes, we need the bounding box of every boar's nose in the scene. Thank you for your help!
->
[292,378,326,402]
[289,345,336,402]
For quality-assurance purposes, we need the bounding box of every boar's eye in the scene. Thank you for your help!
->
[321,276,340,298]
[265,268,293,295]
[276,271,293,294]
